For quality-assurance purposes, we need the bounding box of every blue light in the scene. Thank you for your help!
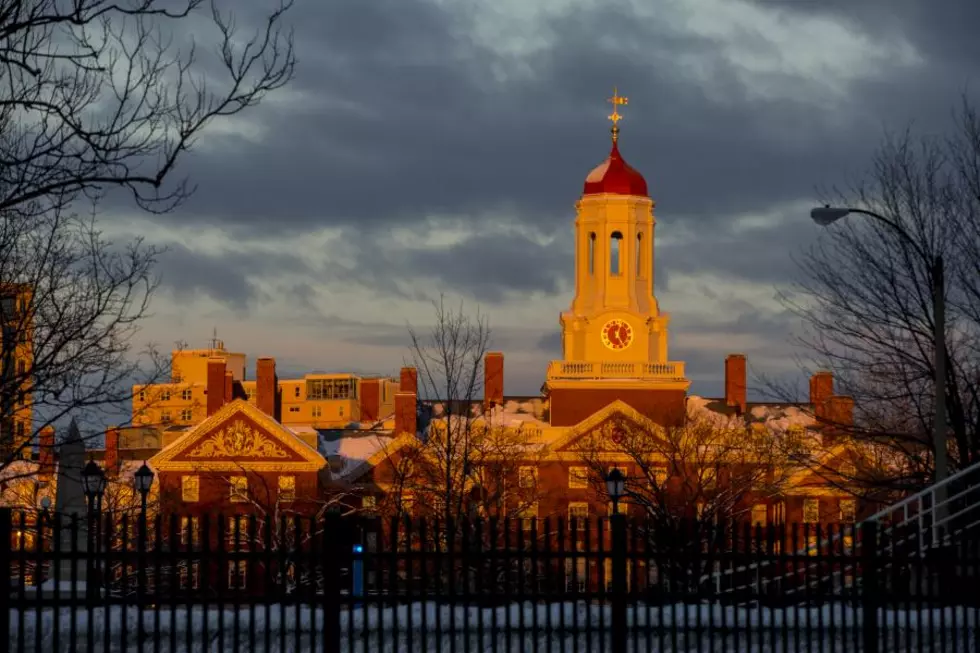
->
[353,544,363,553]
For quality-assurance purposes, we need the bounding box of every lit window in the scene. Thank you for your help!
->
[162,390,171,401]
[312,405,322,418]
[179,562,200,589]
[362,495,377,509]
[803,498,820,524]
[228,561,248,589]
[181,476,199,503]
[138,390,145,402]
[568,502,589,530]
[230,476,248,503]
[519,466,537,488]
[278,476,295,502]
[568,467,589,489]
[400,493,414,514]
[294,386,300,398]
[520,503,538,531]
[161,410,172,423]
[179,516,199,545]
[181,389,192,401]
[751,504,768,527]
[608,501,627,516]
[339,406,344,417]
[839,499,857,523]
[653,467,668,487]
[180,409,192,421]
[246,387,255,400]
[228,516,250,549]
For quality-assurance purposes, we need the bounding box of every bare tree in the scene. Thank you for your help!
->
[403,295,492,527]
[0,0,296,466]
[777,95,980,489]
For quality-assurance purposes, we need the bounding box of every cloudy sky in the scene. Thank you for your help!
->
[119,0,979,400]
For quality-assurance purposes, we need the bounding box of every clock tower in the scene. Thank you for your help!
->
[544,90,690,427]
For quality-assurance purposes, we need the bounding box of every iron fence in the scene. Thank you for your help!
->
[2,508,978,652]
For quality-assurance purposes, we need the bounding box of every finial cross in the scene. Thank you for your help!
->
[607,87,628,126]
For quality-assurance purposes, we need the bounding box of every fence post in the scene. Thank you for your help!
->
[0,508,11,649]
[322,512,342,653]
[611,514,627,653]
[861,520,879,653]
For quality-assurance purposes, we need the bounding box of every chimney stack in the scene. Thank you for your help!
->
[394,392,417,437]
[224,370,234,403]
[484,352,504,412]
[809,371,834,420]
[256,357,280,421]
[400,367,418,395]
[724,354,747,415]
[206,357,227,417]
[823,395,855,446]
[38,426,55,480]
[104,426,120,477]
[359,378,381,423]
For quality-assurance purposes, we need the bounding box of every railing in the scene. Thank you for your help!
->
[713,458,980,602]
[547,360,686,382]
[3,510,979,653]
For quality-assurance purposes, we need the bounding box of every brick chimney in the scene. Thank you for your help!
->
[400,367,418,394]
[809,371,834,420]
[206,357,227,417]
[724,354,747,415]
[256,357,280,421]
[823,395,855,446]
[484,352,504,411]
[38,426,55,481]
[224,370,233,403]
[104,426,120,477]
[394,391,417,437]
[359,378,381,423]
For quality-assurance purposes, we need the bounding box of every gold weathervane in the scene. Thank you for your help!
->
[607,87,628,142]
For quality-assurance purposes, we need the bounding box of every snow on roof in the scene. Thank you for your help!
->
[320,433,394,479]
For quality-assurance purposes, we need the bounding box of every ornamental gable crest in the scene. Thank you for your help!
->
[150,399,327,473]
[187,419,289,459]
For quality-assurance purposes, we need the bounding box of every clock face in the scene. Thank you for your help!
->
[601,319,633,350]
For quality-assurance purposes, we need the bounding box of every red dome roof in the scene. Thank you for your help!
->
[582,140,648,197]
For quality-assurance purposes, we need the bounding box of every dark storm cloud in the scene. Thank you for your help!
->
[155,243,311,311]
[154,0,934,243]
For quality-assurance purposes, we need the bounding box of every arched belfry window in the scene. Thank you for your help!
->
[588,232,596,275]
[610,231,623,276]
[636,233,643,278]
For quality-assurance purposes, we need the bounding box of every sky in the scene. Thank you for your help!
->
[114,0,980,400]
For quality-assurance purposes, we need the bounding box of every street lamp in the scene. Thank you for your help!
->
[82,459,107,510]
[81,459,106,600]
[810,206,949,485]
[134,461,154,518]
[606,468,626,515]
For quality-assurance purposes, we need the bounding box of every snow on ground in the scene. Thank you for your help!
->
[9,602,979,652]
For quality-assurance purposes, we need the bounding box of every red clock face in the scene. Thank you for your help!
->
[601,319,633,350]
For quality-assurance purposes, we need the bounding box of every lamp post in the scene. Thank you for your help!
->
[134,461,154,520]
[133,461,153,620]
[605,468,626,515]
[81,460,106,600]
[605,467,627,653]
[810,206,949,487]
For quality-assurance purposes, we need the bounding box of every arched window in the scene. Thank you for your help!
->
[636,233,643,278]
[610,231,623,275]
[588,232,596,275]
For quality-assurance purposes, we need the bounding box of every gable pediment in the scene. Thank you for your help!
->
[545,400,665,456]
[150,400,326,472]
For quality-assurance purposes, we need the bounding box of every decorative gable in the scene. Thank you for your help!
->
[544,400,665,459]
[150,399,326,473]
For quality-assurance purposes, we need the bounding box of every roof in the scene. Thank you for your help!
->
[583,140,648,197]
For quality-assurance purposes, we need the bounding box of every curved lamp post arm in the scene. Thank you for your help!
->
[809,205,950,485]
